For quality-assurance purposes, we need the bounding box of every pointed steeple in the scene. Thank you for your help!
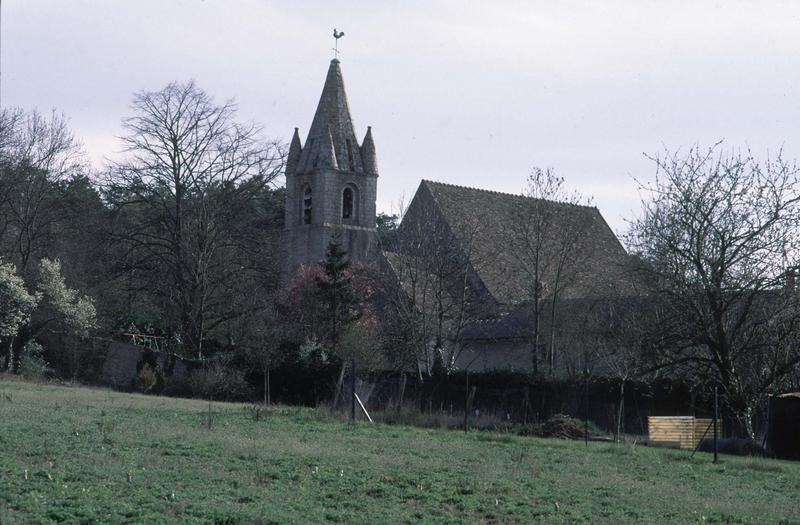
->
[286,128,302,176]
[317,126,338,169]
[360,126,378,175]
[298,59,362,172]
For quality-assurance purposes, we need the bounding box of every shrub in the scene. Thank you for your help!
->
[243,404,268,421]
[162,373,192,397]
[189,357,251,401]
[137,363,158,393]
[18,341,51,381]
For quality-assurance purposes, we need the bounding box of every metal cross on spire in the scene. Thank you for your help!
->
[333,28,345,59]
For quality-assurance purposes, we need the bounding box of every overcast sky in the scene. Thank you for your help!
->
[5,0,800,232]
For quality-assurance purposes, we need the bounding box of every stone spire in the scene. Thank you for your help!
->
[360,126,378,175]
[298,58,363,173]
[285,128,302,176]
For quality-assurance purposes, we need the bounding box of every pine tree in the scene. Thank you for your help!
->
[316,239,361,353]
[316,239,362,405]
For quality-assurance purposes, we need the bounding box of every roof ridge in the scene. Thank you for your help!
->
[420,179,596,210]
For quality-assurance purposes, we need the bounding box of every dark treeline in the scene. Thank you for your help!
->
[1,81,800,440]
[0,82,287,380]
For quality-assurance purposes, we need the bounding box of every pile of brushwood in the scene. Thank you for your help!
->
[518,414,592,440]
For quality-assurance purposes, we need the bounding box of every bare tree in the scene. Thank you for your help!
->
[104,81,284,357]
[238,306,285,406]
[577,295,655,441]
[504,168,593,376]
[0,109,96,374]
[380,193,484,377]
[627,143,800,436]
[0,109,86,275]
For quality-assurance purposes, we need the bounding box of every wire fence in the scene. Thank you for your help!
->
[346,372,775,442]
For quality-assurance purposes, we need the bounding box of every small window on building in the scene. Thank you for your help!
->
[303,187,312,224]
[342,187,353,219]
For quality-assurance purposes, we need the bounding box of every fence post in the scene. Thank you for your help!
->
[464,370,470,433]
[713,385,719,463]
[584,370,589,446]
[351,358,356,422]
[523,386,530,426]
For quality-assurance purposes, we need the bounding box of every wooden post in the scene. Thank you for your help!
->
[351,358,356,422]
[464,371,469,433]
[584,371,589,446]
[355,393,373,423]
[713,386,719,463]
[523,386,530,426]
[397,372,406,411]
[266,368,271,407]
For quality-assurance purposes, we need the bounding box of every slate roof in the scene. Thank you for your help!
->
[400,180,634,307]
[460,295,650,342]
[460,306,530,341]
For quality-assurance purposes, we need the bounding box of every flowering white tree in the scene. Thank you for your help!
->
[1,258,95,373]
[0,260,37,339]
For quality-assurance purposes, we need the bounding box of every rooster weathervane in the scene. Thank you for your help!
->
[333,28,345,59]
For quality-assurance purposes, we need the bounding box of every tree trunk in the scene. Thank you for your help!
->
[398,372,407,410]
[9,334,27,375]
[332,361,347,407]
[264,367,269,406]
[547,293,560,376]
[727,392,757,439]
[531,290,540,376]
[0,338,12,372]
[616,379,625,443]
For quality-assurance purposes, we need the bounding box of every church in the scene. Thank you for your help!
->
[284,58,635,374]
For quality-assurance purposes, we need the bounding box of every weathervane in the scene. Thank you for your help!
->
[333,28,345,59]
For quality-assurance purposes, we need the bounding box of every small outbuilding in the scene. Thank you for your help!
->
[766,393,800,460]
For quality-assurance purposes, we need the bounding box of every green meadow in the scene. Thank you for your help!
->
[0,379,798,524]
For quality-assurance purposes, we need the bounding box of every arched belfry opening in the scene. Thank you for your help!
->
[342,186,357,220]
[342,187,353,219]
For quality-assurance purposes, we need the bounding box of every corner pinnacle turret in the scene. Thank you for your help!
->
[361,126,378,175]
[286,128,302,175]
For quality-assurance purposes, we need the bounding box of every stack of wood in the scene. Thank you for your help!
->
[648,416,719,449]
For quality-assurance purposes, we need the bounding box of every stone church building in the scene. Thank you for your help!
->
[285,59,635,374]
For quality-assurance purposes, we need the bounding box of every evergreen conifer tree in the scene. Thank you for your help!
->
[316,238,362,405]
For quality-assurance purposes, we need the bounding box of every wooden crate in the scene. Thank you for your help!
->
[648,416,721,450]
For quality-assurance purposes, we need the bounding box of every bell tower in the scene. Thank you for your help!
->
[284,58,378,274]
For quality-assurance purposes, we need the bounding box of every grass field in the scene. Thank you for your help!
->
[0,379,798,524]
